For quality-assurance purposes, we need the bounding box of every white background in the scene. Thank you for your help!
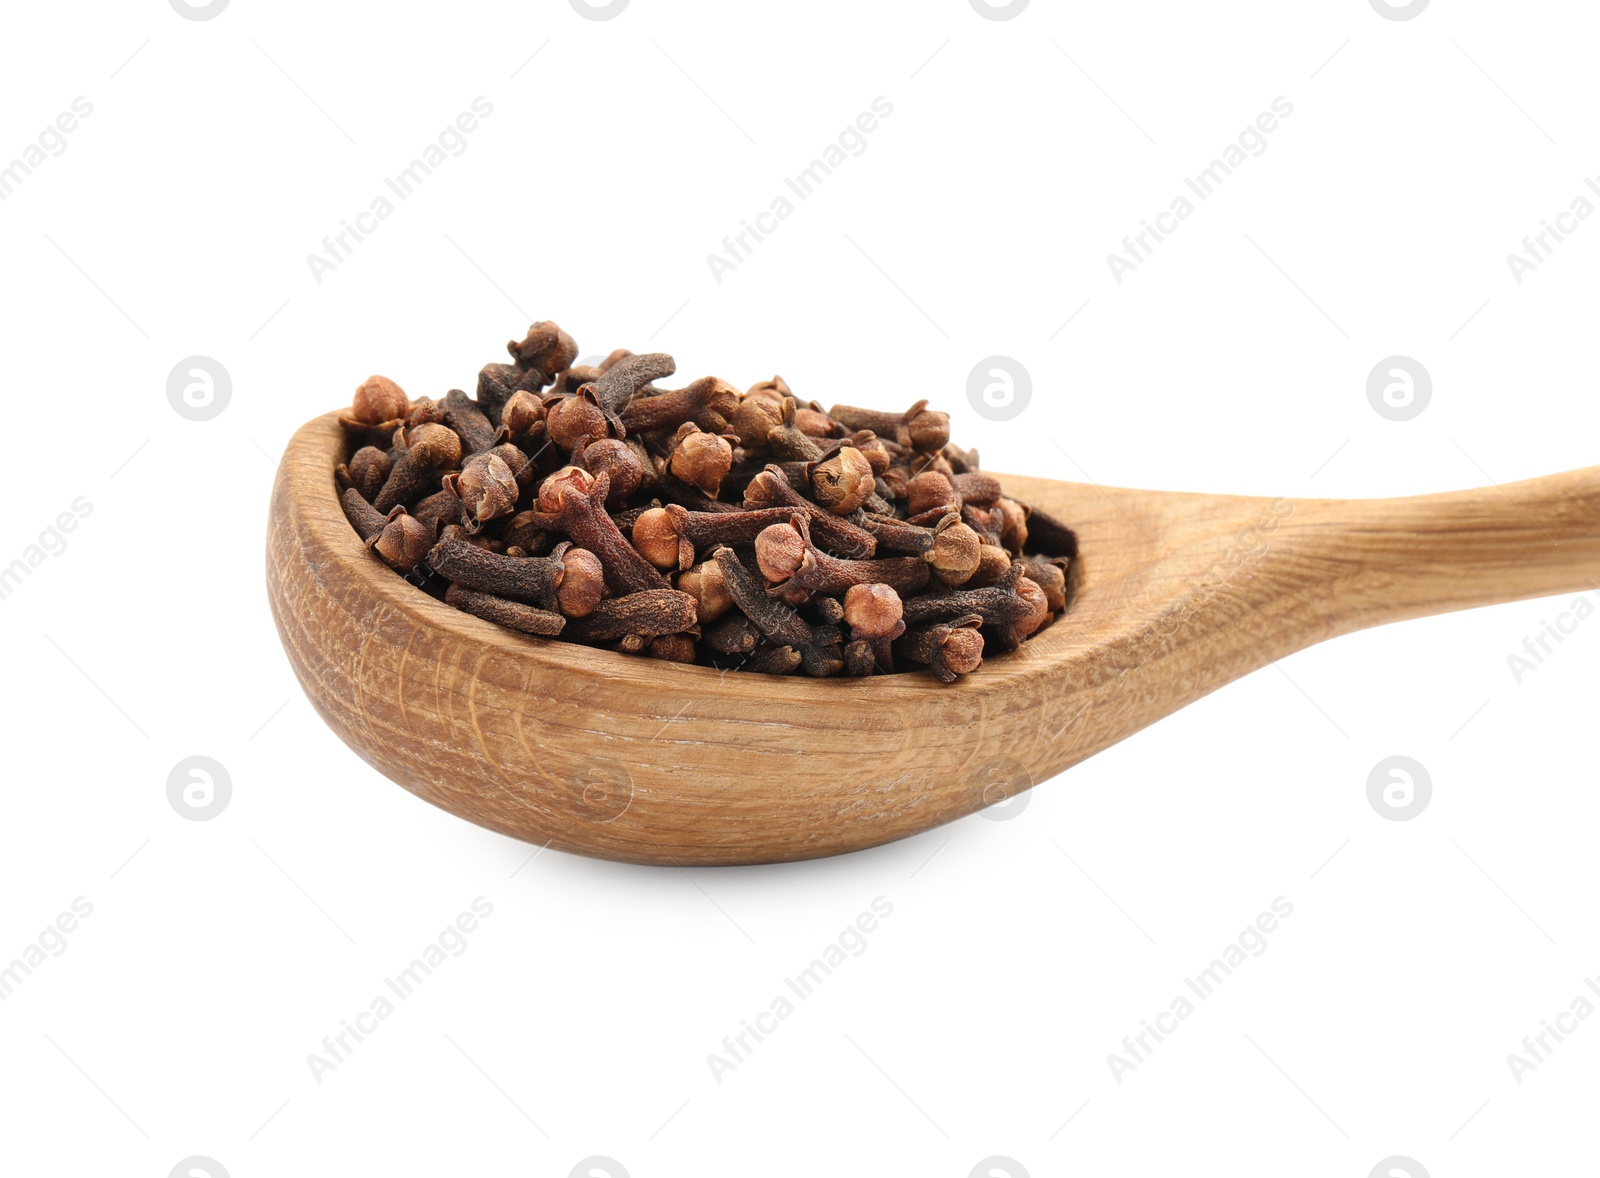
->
[2,1,1597,1175]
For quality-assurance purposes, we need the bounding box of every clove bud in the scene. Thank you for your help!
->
[370,509,432,574]
[374,423,462,513]
[443,451,519,533]
[351,375,409,424]
[669,425,734,498]
[810,446,875,515]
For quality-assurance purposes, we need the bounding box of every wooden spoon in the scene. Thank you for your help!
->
[267,412,1600,866]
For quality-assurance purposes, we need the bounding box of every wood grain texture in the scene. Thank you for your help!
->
[267,412,1600,865]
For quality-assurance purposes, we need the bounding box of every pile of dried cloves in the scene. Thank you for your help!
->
[336,322,1077,683]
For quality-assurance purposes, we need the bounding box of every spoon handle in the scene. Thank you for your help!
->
[1286,465,1600,629]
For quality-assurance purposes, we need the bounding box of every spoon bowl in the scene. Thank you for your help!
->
[268,412,1600,865]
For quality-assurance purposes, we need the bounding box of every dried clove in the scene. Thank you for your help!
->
[755,515,929,598]
[527,468,668,596]
[370,511,433,574]
[580,437,645,506]
[748,646,804,675]
[592,352,677,416]
[633,504,802,571]
[712,546,842,677]
[545,386,611,451]
[413,489,466,534]
[339,375,410,448]
[850,511,935,556]
[620,375,739,434]
[1018,555,1070,612]
[346,446,393,502]
[703,611,761,655]
[993,497,1028,550]
[793,406,837,438]
[743,466,878,559]
[427,527,602,616]
[926,515,983,587]
[442,451,519,533]
[765,400,826,463]
[442,388,498,455]
[809,446,875,515]
[446,584,566,637]
[649,633,699,663]
[373,423,462,513]
[352,375,409,425]
[677,559,734,624]
[901,564,1046,651]
[507,321,579,390]
[562,590,698,644]
[729,388,789,447]
[500,390,545,440]
[952,471,1002,507]
[906,469,959,523]
[966,545,1017,589]
[894,614,985,683]
[340,486,390,542]
[667,424,735,498]
[829,400,949,452]
[502,510,555,556]
[333,322,1076,681]
[843,583,905,672]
